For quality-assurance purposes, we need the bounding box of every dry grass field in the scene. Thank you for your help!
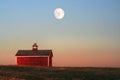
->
[0,65,120,80]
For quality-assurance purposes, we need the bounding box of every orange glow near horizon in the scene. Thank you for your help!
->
[0,39,120,67]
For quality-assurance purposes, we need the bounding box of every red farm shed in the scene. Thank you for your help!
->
[15,43,53,67]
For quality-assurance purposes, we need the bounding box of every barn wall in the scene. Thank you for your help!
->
[17,57,48,66]
[49,57,52,67]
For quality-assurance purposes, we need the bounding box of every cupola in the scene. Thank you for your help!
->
[32,43,38,51]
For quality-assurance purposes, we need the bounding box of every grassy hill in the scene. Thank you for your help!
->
[0,65,120,80]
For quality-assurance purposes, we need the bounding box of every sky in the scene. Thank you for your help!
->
[0,0,120,67]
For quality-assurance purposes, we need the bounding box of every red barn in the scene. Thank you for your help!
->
[15,43,53,67]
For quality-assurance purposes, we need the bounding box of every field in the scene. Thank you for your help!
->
[0,65,120,80]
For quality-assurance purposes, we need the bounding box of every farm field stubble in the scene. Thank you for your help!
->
[0,65,120,80]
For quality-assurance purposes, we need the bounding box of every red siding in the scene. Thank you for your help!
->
[49,57,52,67]
[17,57,48,66]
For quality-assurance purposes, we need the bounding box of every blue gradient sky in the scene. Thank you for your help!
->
[0,0,120,67]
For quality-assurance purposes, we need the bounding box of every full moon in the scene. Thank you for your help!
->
[54,8,65,20]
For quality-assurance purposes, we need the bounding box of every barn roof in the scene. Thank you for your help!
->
[15,50,53,57]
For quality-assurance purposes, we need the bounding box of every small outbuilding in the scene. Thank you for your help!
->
[15,43,53,67]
